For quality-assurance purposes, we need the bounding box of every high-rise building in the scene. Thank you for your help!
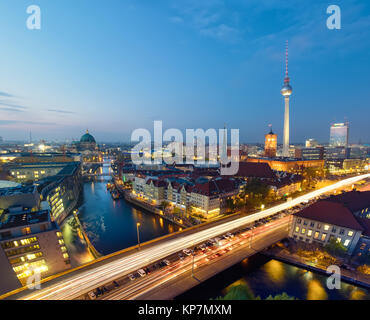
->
[330,122,349,147]
[305,139,318,148]
[264,125,277,158]
[280,41,292,157]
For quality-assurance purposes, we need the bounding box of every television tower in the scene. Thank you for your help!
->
[280,40,292,157]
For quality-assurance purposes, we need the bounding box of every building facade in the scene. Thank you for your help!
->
[330,123,349,147]
[0,210,70,294]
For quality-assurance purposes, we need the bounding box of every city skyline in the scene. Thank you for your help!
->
[1,0,370,143]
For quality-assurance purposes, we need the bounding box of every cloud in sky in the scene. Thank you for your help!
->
[0,91,13,97]
[0,120,56,126]
[170,0,242,43]
[47,109,76,114]
[0,100,28,112]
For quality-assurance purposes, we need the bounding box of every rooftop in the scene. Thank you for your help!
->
[0,184,36,197]
[295,201,364,231]
[234,162,276,179]
[0,210,50,230]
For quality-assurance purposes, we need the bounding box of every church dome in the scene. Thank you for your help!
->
[80,130,96,143]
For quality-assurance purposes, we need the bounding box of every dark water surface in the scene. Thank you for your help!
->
[177,254,370,300]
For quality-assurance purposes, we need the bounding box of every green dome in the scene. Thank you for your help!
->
[80,130,96,143]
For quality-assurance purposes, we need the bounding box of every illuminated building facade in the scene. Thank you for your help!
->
[0,210,70,294]
[330,122,349,147]
[289,191,370,255]
[245,157,324,173]
[295,147,324,160]
[264,127,277,158]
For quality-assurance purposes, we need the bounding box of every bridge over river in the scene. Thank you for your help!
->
[1,173,369,300]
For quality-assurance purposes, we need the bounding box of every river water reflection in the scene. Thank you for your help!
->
[61,165,181,266]
[177,255,370,300]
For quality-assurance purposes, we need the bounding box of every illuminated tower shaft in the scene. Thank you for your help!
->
[283,96,290,157]
[280,40,292,158]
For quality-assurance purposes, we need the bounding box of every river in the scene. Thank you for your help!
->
[61,163,181,266]
[176,254,370,300]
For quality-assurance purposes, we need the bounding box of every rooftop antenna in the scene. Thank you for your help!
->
[284,40,290,83]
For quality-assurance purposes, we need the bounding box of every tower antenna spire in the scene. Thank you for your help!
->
[285,40,289,82]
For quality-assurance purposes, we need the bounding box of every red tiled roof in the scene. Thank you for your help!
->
[326,191,370,213]
[294,201,364,231]
[192,178,238,196]
[233,162,276,179]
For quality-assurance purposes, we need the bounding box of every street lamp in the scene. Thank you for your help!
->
[261,204,265,210]
[191,249,195,277]
[136,222,141,250]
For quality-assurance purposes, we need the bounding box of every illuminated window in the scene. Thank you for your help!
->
[314,232,320,239]
[307,230,313,237]
[63,253,69,259]
[27,254,36,260]
[58,239,64,245]
[22,227,31,235]
[324,225,330,231]
[13,241,19,247]
[336,238,341,244]
[56,232,62,237]
[348,231,353,237]
[301,228,306,234]
[321,233,327,241]
[344,239,350,247]
[295,226,300,233]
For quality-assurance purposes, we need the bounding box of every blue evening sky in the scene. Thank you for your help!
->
[0,0,369,143]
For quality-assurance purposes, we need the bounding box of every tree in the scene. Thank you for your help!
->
[160,201,170,210]
[324,238,348,257]
[214,283,298,300]
[215,284,255,300]
[265,292,297,300]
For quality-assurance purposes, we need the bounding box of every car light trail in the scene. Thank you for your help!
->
[18,173,369,300]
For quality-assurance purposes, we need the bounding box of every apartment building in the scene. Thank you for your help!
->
[289,191,370,255]
[0,210,71,295]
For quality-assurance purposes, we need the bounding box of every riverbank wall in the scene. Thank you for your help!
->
[263,248,370,290]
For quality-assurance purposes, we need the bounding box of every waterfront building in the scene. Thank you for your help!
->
[330,122,349,147]
[0,210,71,294]
[132,171,241,219]
[289,191,370,255]
[71,130,100,163]
[40,162,82,224]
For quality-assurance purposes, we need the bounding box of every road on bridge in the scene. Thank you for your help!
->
[9,173,370,300]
